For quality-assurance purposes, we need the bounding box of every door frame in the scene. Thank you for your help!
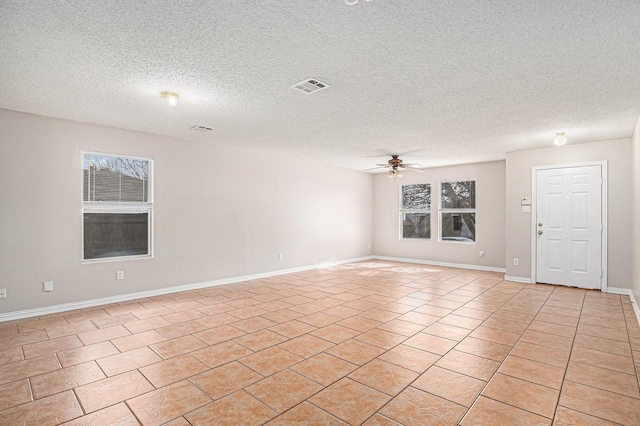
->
[530,161,608,291]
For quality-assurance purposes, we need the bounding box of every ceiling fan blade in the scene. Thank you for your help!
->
[375,163,390,166]
[399,165,423,173]
[364,166,390,171]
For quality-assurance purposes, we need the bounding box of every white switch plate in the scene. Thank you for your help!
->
[116,271,124,280]
[0,288,6,299]
[43,281,54,292]
[522,205,531,213]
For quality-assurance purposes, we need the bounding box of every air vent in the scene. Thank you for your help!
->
[190,125,213,132]
[291,78,329,94]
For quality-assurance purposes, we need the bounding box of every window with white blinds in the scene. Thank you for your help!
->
[82,152,153,261]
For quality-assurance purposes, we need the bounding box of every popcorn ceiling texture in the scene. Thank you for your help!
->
[0,0,639,171]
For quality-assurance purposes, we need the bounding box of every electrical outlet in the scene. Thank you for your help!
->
[279,253,284,260]
[368,243,372,249]
[479,251,484,257]
[0,288,6,299]
[513,258,519,266]
[116,270,124,280]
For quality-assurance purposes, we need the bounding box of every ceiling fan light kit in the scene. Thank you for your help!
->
[366,155,423,180]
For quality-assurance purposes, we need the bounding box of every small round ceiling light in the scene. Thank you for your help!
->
[160,91,180,106]
[553,132,567,146]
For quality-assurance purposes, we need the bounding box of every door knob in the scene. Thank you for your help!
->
[538,230,543,235]
[538,223,543,227]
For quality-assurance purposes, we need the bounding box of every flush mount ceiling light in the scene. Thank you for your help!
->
[345,0,373,5]
[554,132,567,146]
[160,91,179,106]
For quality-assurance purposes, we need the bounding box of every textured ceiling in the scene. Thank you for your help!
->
[1,1,639,171]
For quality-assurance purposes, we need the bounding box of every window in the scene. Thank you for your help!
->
[400,184,431,239]
[440,180,475,242]
[82,152,152,261]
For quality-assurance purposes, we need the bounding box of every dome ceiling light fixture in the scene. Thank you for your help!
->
[554,132,567,146]
[345,0,373,5]
[160,91,180,106]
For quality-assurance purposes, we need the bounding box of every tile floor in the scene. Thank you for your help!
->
[1,260,640,425]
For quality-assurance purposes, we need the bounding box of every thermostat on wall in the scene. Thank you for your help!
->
[521,197,532,205]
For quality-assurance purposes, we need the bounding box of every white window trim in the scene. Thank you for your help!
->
[439,179,476,244]
[82,151,154,263]
[399,183,431,241]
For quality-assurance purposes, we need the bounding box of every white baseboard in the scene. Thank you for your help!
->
[0,256,374,323]
[504,276,534,284]
[372,256,506,273]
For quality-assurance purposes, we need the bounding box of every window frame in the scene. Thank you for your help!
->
[82,151,154,263]
[399,183,431,241]
[439,179,476,244]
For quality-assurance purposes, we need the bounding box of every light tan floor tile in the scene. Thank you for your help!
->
[565,361,640,398]
[149,334,208,359]
[404,332,458,355]
[185,390,277,426]
[482,373,560,419]
[239,346,303,376]
[559,381,640,425]
[309,378,390,425]
[266,402,348,425]
[61,402,140,426]
[325,339,386,365]
[510,341,570,368]
[127,379,211,425]
[553,406,620,425]
[246,369,323,413]
[57,341,119,367]
[0,353,61,386]
[31,361,106,399]
[139,353,209,387]
[190,361,263,400]
[413,365,485,407]
[75,370,154,413]
[462,396,551,425]
[349,359,419,396]
[0,379,32,410]
[380,386,467,426]
[97,346,162,376]
[22,334,83,359]
[192,340,254,368]
[0,390,82,426]
[291,352,358,386]
[498,355,565,389]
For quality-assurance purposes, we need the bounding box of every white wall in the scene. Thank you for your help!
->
[632,117,640,301]
[505,139,633,288]
[372,161,506,270]
[0,109,373,315]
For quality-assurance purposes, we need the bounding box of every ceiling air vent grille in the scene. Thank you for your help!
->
[291,78,329,94]
[190,125,213,132]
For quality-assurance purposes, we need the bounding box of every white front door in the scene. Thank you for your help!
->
[535,165,602,289]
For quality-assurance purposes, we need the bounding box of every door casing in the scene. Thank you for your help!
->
[530,161,608,291]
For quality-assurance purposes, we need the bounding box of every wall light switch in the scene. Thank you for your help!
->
[116,271,124,280]
[43,281,54,292]
[522,205,531,213]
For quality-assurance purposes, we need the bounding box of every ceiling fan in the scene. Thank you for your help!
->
[365,155,423,179]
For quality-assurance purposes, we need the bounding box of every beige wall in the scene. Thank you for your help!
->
[505,139,633,288]
[372,161,506,270]
[0,109,374,314]
[632,117,640,301]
